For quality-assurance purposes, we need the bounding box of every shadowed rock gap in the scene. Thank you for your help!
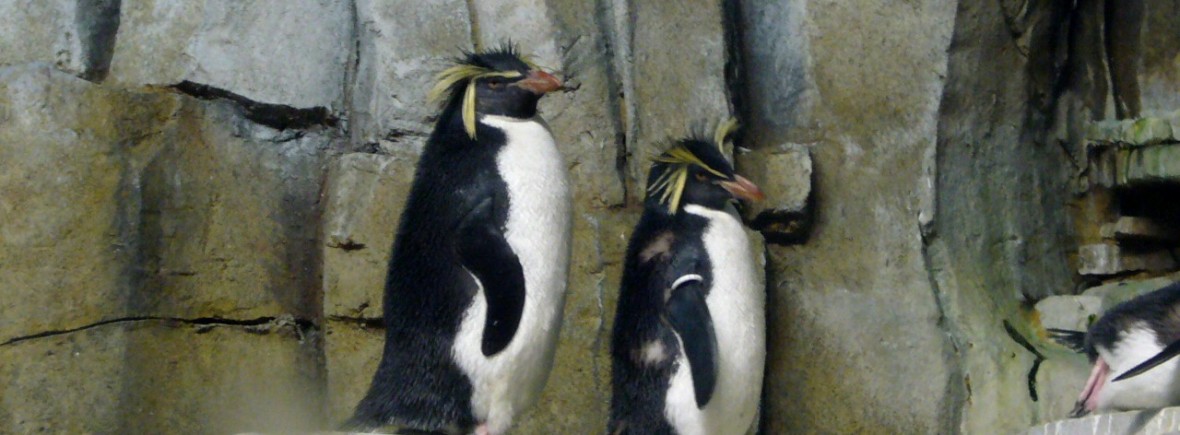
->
[2,315,319,347]
[172,81,338,131]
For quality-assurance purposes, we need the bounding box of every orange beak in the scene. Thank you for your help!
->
[719,175,765,202]
[513,70,562,94]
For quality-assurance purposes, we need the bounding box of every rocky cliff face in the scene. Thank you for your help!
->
[2,0,1177,434]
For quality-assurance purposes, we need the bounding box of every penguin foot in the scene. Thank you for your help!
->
[474,424,490,435]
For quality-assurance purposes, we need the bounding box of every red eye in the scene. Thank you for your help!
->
[695,173,708,181]
[487,81,503,89]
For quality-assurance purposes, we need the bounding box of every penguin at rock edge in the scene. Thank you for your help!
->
[1050,280,1180,417]
[608,120,767,435]
[344,45,571,435]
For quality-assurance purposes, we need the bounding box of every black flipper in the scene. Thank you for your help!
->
[664,275,717,408]
[1113,339,1180,382]
[456,198,526,356]
[1048,328,1088,354]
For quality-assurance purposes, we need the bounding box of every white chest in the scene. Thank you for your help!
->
[451,115,572,433]
[664,205,765,435]
[1099,325,1180,410]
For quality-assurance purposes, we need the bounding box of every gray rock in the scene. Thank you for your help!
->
[0,0,119,79]
[110,0,352,109]
[0,64,179,343]
[1033,354,1097,425]
[1,318,321,434]
[350,0,472,151]
[625,0,731,187]
[1083,275,1180,310]
[0,320,129,433]
[738,144,813,244]
[322,152,418,320]
[324,321,384,425]
[132,97,332,320]
[746,0,961,433]
[1115,144,1180,186]
[1036,296,1102,331]
[118,319,324,434]
[1100,216,1179,243]
[1027,406,1180,435]
[1078,243,1177,276]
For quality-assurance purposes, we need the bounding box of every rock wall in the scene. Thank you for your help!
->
[2,0,1178,434]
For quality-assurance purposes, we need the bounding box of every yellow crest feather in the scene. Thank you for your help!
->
[646,119,741,213]
[714,118,738,150]
[427,64,525,139]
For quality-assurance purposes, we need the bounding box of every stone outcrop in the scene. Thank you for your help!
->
[4,1,1180,434]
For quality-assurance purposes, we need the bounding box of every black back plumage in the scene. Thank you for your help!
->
[345,45,549,432]
[608,124,757,434]
[609,211,714,435]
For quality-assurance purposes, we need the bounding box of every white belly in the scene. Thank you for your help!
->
[1099,325,1180,411]
[665,205,765,435]
[451,115,572,433]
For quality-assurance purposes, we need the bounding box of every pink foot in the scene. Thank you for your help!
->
[474,424,491,435]
[1071,359,1109,417]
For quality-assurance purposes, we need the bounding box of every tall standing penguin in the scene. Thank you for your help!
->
[608,121,766,435]
[1050,280,1180,417]
[345,46,571,435]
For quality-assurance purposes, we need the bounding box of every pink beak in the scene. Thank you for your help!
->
[719,175,765,202]
[514,70,562,94]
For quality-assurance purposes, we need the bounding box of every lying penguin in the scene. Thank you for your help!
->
[1049,280,1180,417]
[608,120,766,435]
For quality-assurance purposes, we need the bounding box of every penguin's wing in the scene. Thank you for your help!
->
[1047,328,1088,354]
[664,273,717,408]
[1113,339,1180,382]
[456,197,526,357]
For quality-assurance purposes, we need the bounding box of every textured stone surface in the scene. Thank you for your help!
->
[744,1,961,433]
[7,0,1180,433]
[1036,296,1102,331]
[739,143,814,244]
[0,64,180,343]
[1,319,320,434]
[1033,353,1094,424]
[626,0,731,186]
[0,0,120,79]
[1078,243,1177,276]
[1116,144,1180,185]
[1028,406,1180,435]
[133,98,331,320]
[324,321,383,425]
[118,319,323,434]
[111,0,353,109]
[322,152,417,320]
[0,322,129,433]
[350,0,472,151]
[1139,1,1180,116]
[1083,275,1180,309]
[1101,216,1179,243]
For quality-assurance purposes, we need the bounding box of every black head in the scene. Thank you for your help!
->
[428,44,562,138]
[645,120,765,214]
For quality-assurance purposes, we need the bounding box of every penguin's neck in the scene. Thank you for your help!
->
[682,204,740,226]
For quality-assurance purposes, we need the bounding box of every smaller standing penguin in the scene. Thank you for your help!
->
[608,121,766,435]
[1050,280,1180,417]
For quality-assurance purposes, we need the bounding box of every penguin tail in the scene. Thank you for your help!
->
[338,414,378,433]
[1047,328,1087,353]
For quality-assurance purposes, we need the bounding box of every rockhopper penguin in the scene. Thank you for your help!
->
[345,45,570,435]
[608,121,767,435]
[1050,280,1180,417]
